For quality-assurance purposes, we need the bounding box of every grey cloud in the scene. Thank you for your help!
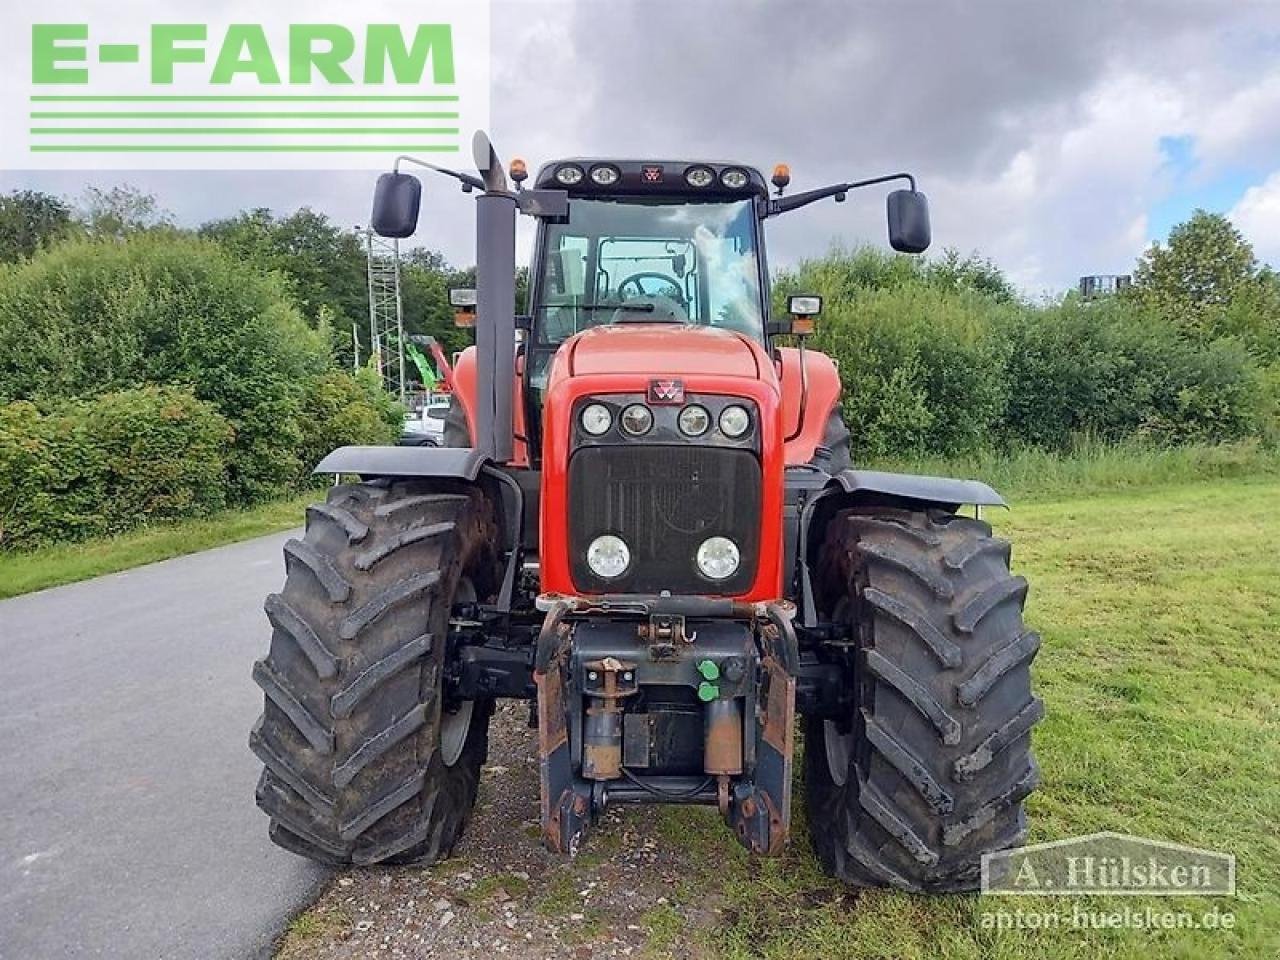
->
[5,1,1280,287]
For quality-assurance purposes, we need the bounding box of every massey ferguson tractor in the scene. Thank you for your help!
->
[250,133,1041,892]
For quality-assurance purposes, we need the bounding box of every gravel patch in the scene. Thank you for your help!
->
[277,701,728,959]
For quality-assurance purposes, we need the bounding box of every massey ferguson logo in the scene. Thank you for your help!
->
[642,165,664,183]
[648,379,684,404]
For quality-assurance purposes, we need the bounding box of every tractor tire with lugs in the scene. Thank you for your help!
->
[250,479,497,866]
[804,508,1042,891]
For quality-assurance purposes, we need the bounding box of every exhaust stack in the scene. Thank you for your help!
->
[471,131,516,463]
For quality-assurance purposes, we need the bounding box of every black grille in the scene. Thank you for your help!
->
[569,445,761,595]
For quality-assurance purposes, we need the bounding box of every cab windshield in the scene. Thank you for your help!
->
[534,198,765,344]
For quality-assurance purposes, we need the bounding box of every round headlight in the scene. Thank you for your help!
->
[685,165,715,188]
[696,537,740,581]
[590,164,621,186]
[587,535,630,579]
[678,404,711,437]
[720,168,750,190]
[580,403,612,435]
[619,403,653,436]
[555,164,585,186]
[719,404,751,438]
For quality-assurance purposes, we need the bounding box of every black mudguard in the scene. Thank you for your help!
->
[828,468,1006,508]
[312,445,488,481]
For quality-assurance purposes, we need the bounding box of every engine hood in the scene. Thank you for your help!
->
[566,324,764,380]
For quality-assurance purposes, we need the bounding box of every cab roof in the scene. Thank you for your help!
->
[533,159,770,199]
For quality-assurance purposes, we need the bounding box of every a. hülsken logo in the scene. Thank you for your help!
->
[1,1,490,170]
[983,831,1236,897]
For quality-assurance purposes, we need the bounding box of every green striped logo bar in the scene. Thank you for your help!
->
[10,5,491,169]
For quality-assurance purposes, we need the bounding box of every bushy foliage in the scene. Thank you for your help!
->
[0,233,330,501]
[295,367,404,481]
[805,283,1016,458]
[0,387,231,550]
[1002,296,1264,448]
[780,246,1272,460]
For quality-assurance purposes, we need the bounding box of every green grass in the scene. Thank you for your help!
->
[876,438,1280,502]
[277,903,351,959]
[0,493,313,599]
[665,474,1280,959]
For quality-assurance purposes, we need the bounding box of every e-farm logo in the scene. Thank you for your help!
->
[3,2,490,170]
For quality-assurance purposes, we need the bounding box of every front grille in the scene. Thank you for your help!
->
[568,445,761,595]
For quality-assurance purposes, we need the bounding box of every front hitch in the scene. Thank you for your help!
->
[533,595,797,858]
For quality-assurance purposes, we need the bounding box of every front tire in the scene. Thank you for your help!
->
[804,508,1041,891]
[250,479,498,865]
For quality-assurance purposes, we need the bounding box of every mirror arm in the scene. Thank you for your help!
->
[394,154,487,193]
[767,171,918,216]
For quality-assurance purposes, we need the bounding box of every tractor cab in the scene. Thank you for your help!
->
[523,159,773,453]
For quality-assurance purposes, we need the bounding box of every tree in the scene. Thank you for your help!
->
[200,208,368,333]
[0,190,76,262]
[399,249,475,357]
[78,185,174,239]
[1131,211,1259,333]
[927,249,1019,303]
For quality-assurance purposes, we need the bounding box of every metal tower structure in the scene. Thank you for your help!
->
[360,227,407,401]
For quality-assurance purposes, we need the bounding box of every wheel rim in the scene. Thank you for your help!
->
[440,699,474,767]
[440,576,477,768]
[824,720,854,787]
[825,594,855,787]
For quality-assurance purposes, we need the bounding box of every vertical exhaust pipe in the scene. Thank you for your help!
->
[472,131,516,463]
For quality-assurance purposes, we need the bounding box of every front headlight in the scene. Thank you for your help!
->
[587,535,631,579]
[678,404,711,437]
[719,404,751,438]
[619,403,653,436]
[580,403,612,436]
[696,536,740,581]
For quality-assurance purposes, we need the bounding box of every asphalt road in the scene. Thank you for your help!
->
[0,532,331,960]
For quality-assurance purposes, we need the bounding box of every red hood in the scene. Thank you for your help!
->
[567,324,763,380]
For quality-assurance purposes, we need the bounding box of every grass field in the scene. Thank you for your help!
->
[0,493,312,599]
[643,474,1280,959]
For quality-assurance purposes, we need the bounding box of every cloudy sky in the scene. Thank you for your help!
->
[4,0,1280,293]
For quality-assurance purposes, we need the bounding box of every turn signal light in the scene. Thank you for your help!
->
[510,157,528,183]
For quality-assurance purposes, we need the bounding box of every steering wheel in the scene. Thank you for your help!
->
[617,272,685,304]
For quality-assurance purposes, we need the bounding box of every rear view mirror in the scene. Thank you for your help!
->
[887,189,931,254]
[371,172,422,238]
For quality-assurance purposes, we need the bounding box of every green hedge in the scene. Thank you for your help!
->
[0,235,411,550]
[0,234,330,502]
[1002,297,1265,449]
[0,387,232,550]
[809,284,1017,458]
[295,367,403,482]
[778,247,1271,460]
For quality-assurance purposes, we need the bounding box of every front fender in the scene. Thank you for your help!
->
[312,445,489,481]
[828,468,1006,508]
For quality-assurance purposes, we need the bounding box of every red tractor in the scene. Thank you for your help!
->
[250,134,1040,891]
